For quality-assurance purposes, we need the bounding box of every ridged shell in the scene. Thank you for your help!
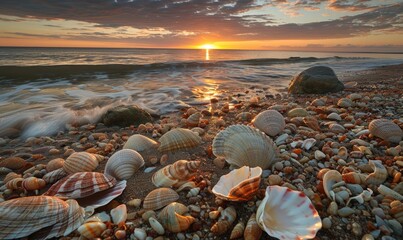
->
[0,157,30,170]
[77,222,106,239]
[123,134,159,152]
[44,172,117,199]
[63,152,99,174]
[229,222,245,239]
[212,166,262,201]
[158,128,202,152]
[369,119,403,143]
[303,116,321,131]
[42,168,68,184]
[76,180,126,209]
[5,177,23,190]
[187,112,201,127]
[46,158,65,172]
[244,213,262,240]
[212,125,278,169]
[256,186,322,240]
[104,149,144,180]
[158,202,195,233]
[365,160,387,185]
[323,170,342,200]
[143,187,179,210]
[252,110,285,137]
[3,172,22,184]
[211,220,232,235]
[22,177,46,191]
[287,108,308,118]
[152,160,200,187]
[0,196,85,239]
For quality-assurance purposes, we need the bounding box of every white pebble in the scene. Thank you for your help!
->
[149,217,165,235]
[322,217,332,229]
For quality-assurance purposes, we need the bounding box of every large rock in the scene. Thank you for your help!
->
[101,105,152,127]
[288,66,345,94]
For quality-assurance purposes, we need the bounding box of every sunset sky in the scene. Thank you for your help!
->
[0,0,402,51]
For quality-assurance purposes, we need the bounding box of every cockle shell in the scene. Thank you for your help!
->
[187,112,201,127]
[111,204,127,226]
[22,177,46,191]
[323,170,342,200]
[152,160,200,187]
[42,168,68,184]
[104,149,144,180]
[63,152,100,174]
[252,110,285,137]
[212,166,262,201]
[157,202,195,233]
[365,160,387,185]
[0,196,85,239]
[123,134,159,152]
[46,158,65,172]
[158,128,202,152]
[369,119,403,143]
[0,157,31,170]
[143,187,179,210]
[212,125,278,169]
[244,213,262,240]
[256,186,322,240]
[77,221,106,239]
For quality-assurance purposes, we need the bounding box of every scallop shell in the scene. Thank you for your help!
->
[46,158,65,172]
[104,149,144,180]
[244,213,262,240]
[0,196,85,239]
[212,166,262,201]
[256,186,322,240]
[143,187,179,210]
[365,160,387,186]
[252,110,285,137]
[187,112,201,127]
[323,170,342,200]
[212,125,278,169]
[369,119,403,143]
[22,177,46,191]
[158,128,202,152]
[42,168,68,184]
[303,116,321,131]
[77,222,106,239]
[123,134,159,152]
[287,108,308,118]
[158,202,195,233]
[152,160,200,188]
[0,157,30,170]
[44,172,117,199]
[63,152,100,174]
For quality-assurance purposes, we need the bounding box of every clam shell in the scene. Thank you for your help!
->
[152,160,200,188]
[212,166,262,201]
[22,177,46,191]
[42,168,68,184]
[104,149,144,180]
[212,125,278,169]
[143,187,179,210]
[365,160,387,186]
[158,202,195,233]
[123,134,159,152]
[158,128,202,152]
[63,152,99,174]
[187,112,201,127]
[323,170,342,200]
[46,158,65,172]
[256,186,322,240]
[0,157,30,170]
[244,213,262,240]
[369,119,403,143]
[287,108,308,118]
[77,222,106,239]
[252,110,285,137]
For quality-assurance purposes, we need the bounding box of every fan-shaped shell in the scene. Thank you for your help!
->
[287,108,308,118]
[187,112,201,127]
[158,202,195,233]
[365,160,387,185]
[143,187,179,210]
[42,168,68,184]
[158,128,202,152]
[0,157,30,170]
[152,160,200,187]
[123,134,159,152]
[63,152,99,174]
[369,119,403,143]
[44,172,117,199]
[104,149,144,180]
[256,186,322,240]
[212,166,262,201]
[46,158,65,172]
[22,177,46,191]
[212,125,278,169]
[252,110,285,137]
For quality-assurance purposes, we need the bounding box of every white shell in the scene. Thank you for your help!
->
[63,152,99,174]
[365,160,387,185]
[158,128,202,152]
[252,110,285,137]
[104,149,145,180]
[323,170,342,200]
[111,204,127,226]
[369,119,403,143]
[123,134,159,152]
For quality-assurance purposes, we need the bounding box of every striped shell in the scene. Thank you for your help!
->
[187,112,201,127]
[42,168,68,184]
[0,196,85,239]
[252,110,285,137]
[77,222,106,239]
[152,160,200,187]
[256,186,322,240]
[143,187,179,210]
[46,158,65,172]
[3,172,22,184]
[230,222,245,239]
[44,172,117,199]
[244,213,262,240]
[22,177,46,191]
[104,149,144,180]
[212,166,262,201]
[369,119,403,143]
[211,206,237,235]
[287,108,308,118]
[158,128,202,152]
[212,125,278,169]
[76,180,127,209]
[337,98,353,108]
[0,157,30,170]
[63,152,100,174]
[365,160,387,185]
[123,134,159,152]
[342,172,367,185]
[5,177,24,190]
[158,202,195,233]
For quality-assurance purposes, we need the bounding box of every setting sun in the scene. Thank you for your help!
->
[199,44,216,50]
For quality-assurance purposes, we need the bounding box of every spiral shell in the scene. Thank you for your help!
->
[104,149,144,180]
[77,221,106,239]
[3,172,22,184]
[63,152,100,174]
[342,172,367,185]
[158,128,202,152]
[365,160,387,185]
[187,112,201,127]
[0,157,30,170]
[123,134,159,152]
[211,220,232,235]
[158,202,195,233]
[369,119,403,143]
[143,188,179,210]
[152,160,200,187]
[42,168,68,184]
[244,213,262,240]
[22,177,46,191]
[230,222,245,239]
[252,110,285,137]
[5,177,24,190]
[212,125,278,169]
[46,158,65,172]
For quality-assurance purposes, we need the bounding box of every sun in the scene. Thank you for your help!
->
[199,44,216,50]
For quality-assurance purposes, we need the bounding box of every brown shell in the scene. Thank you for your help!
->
[42,168,68,184]
[63,152,99,174]
[3,172,22,184]
[143,188,179,210]
[211,220,232,235]
[230,222,245,239]
[244,213,262,240]
[157,202,195,233]
[152,160,200,188]
[369,119,403,143]
[187,112,201,127]
[158,128,202,152]
[46,158,65,172]
[22,177,46,191]
[0,157,30,170]
[5,177,24,190]
[342,172,366,185]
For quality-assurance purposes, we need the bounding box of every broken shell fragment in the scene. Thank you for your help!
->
[365,160,387,186]
[323,170,342,200]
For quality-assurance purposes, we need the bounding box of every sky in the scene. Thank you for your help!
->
[0,0,402,51]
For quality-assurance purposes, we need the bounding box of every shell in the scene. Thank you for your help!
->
[44,172,117,199]
[0,157,30,170]
[3,172,22,184]
[301,138,316,150]
[187,112,201,127]
[329,123,346,133]
[337,98,353,108]
[327,112,341,121]
[342,172,367,185]
[365,160,387,185]
[152,160,200,188]
[211,220,232,235]
[63,152,99,174]
[104,149,145,180]
[212,166,262,201]
[220,206,237,223]
[244,213,262,240]
[123,134,159,152]
[76,180,126,209]
[0,196,85,239]
[157,202,195,233]
[22,177,46,191]
[252,110,285,137]
[369,119,403,143]
[111,204,127,226]
[303,116,321,131]
[77,222,106,239]
[287,108,308,118]
[256,186,322,240]
[5,177,23,190]
[323,170,342,200]
[143,187,179,210]
[212,125,278,169]
[46,158,65,172]
[230,222,245,239]
[42,168,68,184]
[158,128,202,152]
[377,184,403,201]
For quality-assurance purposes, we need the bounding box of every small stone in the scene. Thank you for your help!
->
[127,198,142,208]
[273,162,284,171]
[267,174,282,185]
[372,207,386,218]
[352,222,362,236]
[361,234,375,240]
[149,217,165,235]
[338,207,355,217]
[213,157,226,169]
[322,217,332,229]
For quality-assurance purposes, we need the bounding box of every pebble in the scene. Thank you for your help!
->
[149,217,165,235]
[352,222,362,236]
[338,207,355,217]
[362,234,375,240]
[322,217,332,229]
[133,228,147,240]
[127,198,142,208]
[372,207,386,218]
[267,174,282,185]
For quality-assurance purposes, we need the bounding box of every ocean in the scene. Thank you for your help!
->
[0,47,402,139]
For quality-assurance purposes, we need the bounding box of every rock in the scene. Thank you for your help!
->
[288,66,345,94]
[101,105,152,127]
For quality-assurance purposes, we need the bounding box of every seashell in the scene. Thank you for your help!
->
[311,98,326,106]
[76,180,126,209]
[63,152,99,174]
[3,172,22,184]
[212,125,278,169]
[327,112,341,121]
[236,112,252,121]
[176,181,197,192]
[230,222,245,239]
[244,213,262,240]
[337,146,348,160]
[287,108,308,118]
[85,211,111,223]
[149,216,165,235]
[104,149,145,180]
[252,110,285,137]
[111,204,127,227]
[329,123,345,133]
[46,158,65,172]
[377,184,403,201]
[323,170,342,200]
[22,177,46,192]
[77,221,106,239]
[348,93,362,101]
[158,202,195,233]
[212,166,262,201]
[211,219,232,235]
[0,196,85,239]
[5,177,24,190]
[123,134,159,152]
[302,116,321,131]
[342,172,367,185]
[0,167,13,175]
[143,187,179,210]
[337,98,353,108]
[275,133,288,145]
[158,128,202,152]
[42,168,68,184]
[0,157,30,170]
[347,188,373,206]
[256,186,322,240]
[369,119,403,143]
[220,206,237,223]
[152,160,200,188]
[365,160,387,186]
[301,138,316,150]
[187,112,201,127]
[186,187,200,198]
[44,172,117,199]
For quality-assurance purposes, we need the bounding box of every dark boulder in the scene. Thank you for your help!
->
[101,105,152,127]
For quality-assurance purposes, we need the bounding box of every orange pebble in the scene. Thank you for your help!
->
[86,147,98,154]
[293,148,302,154]
[338,135,347,142]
